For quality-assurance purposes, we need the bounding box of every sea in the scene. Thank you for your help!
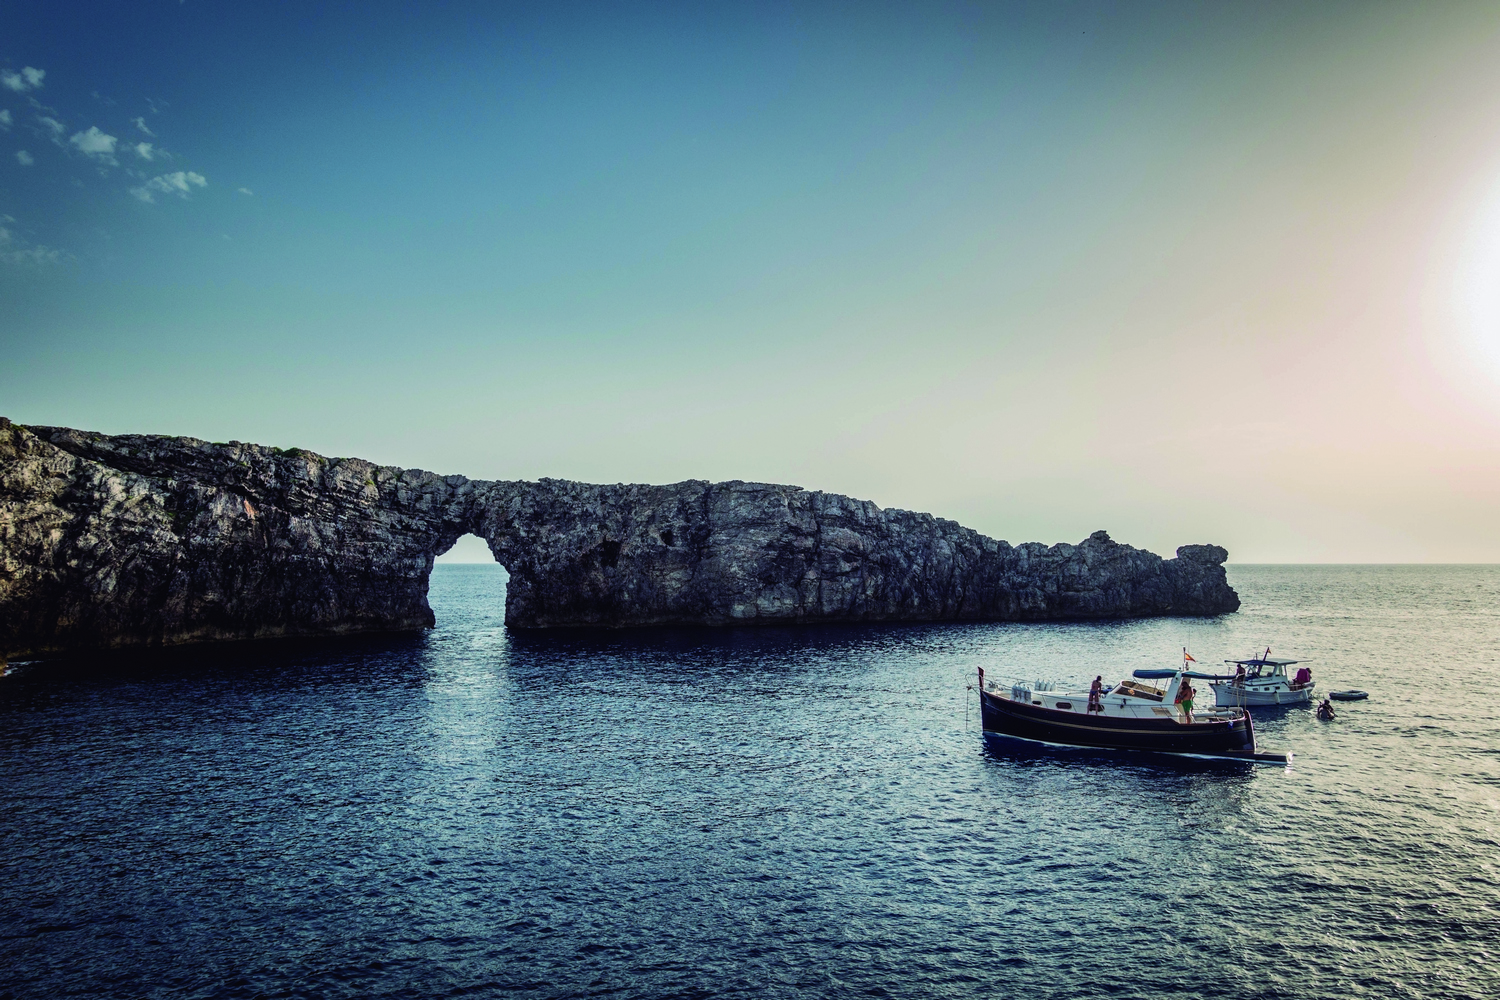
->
[1,564,1497,1000]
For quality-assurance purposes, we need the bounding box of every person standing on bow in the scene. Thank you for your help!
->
[1088,675,1104,714]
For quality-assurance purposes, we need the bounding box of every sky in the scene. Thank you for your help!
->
[3,1,1500,563]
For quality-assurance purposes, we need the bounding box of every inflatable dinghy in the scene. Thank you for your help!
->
[1328,690,1368,701]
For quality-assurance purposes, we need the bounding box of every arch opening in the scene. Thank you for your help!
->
[430,533,509,630]
[436,532,498,564]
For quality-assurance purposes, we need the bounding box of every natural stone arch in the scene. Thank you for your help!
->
[0,418,1240,660]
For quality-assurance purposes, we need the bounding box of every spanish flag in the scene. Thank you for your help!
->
[1183,648,1196,663]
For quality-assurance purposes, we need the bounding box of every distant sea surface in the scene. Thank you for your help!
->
[2,565,1498,999]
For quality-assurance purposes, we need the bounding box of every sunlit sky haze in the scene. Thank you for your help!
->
[4,1,1500,563]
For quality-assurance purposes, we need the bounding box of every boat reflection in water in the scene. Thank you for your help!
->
[976,665,1292,765]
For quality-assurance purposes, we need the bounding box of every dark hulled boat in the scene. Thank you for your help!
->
[977,667,1291,764]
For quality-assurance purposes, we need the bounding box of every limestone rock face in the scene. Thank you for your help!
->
[0,418,1239,657]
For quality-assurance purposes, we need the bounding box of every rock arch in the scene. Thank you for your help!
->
[0,418,1239,660]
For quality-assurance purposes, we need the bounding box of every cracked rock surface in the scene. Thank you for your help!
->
[0,417,1239,658]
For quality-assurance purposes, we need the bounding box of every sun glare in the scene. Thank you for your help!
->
[1457,179,1500,376]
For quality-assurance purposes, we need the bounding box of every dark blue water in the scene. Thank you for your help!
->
[2,565,1498,999]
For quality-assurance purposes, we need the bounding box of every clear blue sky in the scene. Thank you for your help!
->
[4,1,1500,561]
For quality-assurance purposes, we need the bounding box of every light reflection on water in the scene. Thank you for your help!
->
[1,564,1497,999]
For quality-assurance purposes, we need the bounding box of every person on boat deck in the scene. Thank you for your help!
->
[1293,665,1313,689]
[1088,676,1104,713]
[1233,663,1246,687]
[1175,678,1196,723]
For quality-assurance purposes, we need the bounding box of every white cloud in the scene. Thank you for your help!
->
[1,67,44,92]
[129,169,207,202]
[237,187,253,195]
[0,109,11,130]
[0,225,65,266]
[131,115,154,136]
[70,126,118,164]
[15,150,33,166]
[36,116,65,143]
[134,141,154,160]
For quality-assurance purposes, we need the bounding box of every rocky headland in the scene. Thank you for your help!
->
[0,417,1239,659]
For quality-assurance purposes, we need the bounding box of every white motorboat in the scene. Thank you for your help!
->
[1209,653,1314,708]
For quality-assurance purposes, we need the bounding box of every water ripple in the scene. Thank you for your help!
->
[1,565,1498,998]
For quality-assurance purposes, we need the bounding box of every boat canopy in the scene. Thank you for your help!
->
[1225,657,1299,666]
[1133,668,1236,681]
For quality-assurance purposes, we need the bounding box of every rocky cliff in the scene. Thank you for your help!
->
[0,417,1239,658]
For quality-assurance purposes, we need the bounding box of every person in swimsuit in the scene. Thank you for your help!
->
[1088,676,1104,714]
[1178,679,1196,723]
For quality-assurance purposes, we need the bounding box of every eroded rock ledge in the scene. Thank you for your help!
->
[0,417,1239,657]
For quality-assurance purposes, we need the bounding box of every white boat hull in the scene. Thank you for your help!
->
[1210,682,1315,707]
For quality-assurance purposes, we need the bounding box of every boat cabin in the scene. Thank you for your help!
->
[1004,669,1226,722]
[1225,656,1299,682]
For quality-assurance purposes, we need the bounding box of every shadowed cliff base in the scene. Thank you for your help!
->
[0,417,1239,658]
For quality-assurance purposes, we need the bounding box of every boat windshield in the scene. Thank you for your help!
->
[1115,679,1165,701]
